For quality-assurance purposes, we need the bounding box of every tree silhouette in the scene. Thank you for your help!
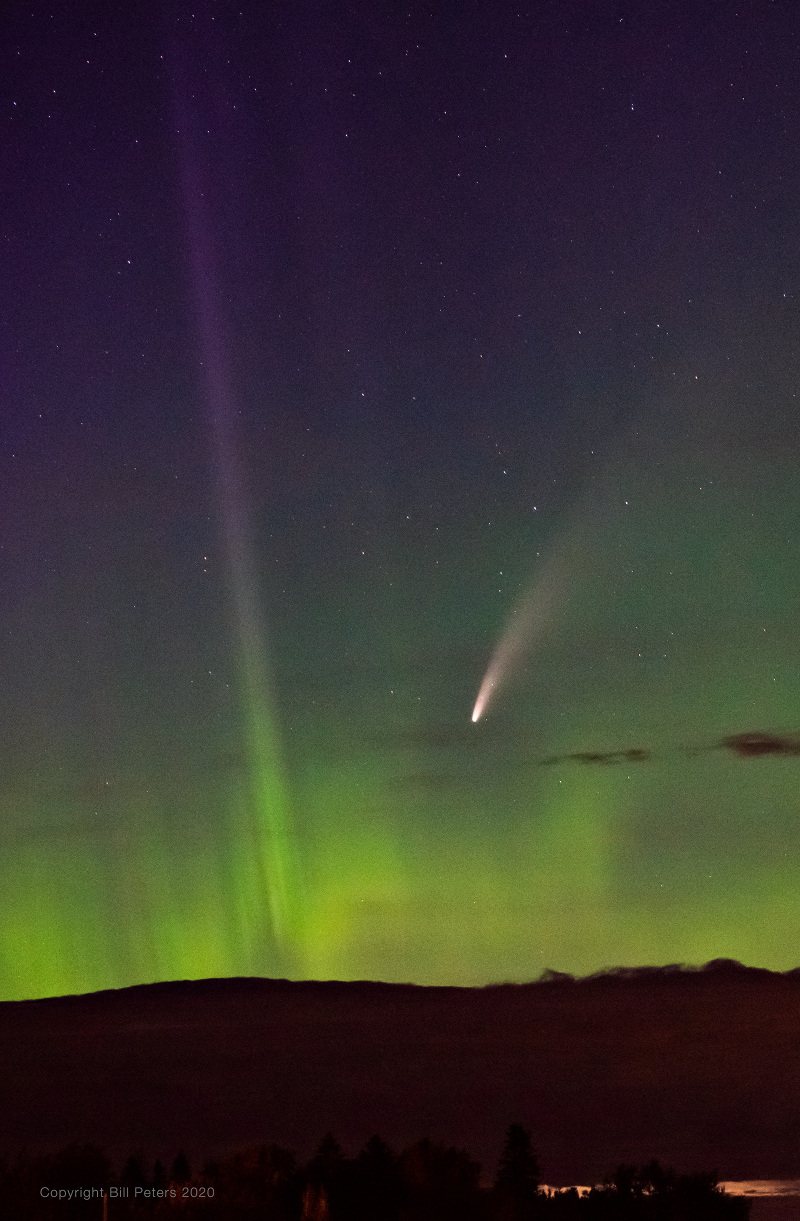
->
[0,1131,751,1221]
[588,1161,750,1220]
[306,1133,345,1185]
[302,1133,347,1221]
[197,1144,297,1221]
[171,1150,191,1183]
[120,1151,148,1192]
[498,1124,540,1190]
[399,1138,482,1221]
[495,1124,541,1220]
[353,1135,401,1221]
[34,1145,113,1221]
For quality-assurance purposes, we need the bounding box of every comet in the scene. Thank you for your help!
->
[471,539,581,722]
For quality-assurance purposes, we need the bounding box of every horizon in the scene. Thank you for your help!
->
[4,955,796,1007]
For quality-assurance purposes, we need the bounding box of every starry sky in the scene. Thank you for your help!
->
[3,0,800,1001]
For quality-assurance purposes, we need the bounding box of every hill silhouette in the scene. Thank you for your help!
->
[2,962,800,1184]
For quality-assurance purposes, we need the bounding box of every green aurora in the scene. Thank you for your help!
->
[3,400,800,1001]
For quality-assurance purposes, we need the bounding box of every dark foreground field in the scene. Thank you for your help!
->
[3,961,800,1184]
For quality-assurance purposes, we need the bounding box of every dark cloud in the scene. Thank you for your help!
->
[539,747,651,767]
[719,731,800,758]
[538,733,800,767]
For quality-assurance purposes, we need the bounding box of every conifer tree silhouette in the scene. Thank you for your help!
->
[171,1150,191,1183]
[495,1125,540,1220]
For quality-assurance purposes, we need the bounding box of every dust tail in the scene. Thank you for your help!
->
[472,537,584,723]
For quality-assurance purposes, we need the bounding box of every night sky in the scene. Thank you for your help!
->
[4,0,800,1002]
